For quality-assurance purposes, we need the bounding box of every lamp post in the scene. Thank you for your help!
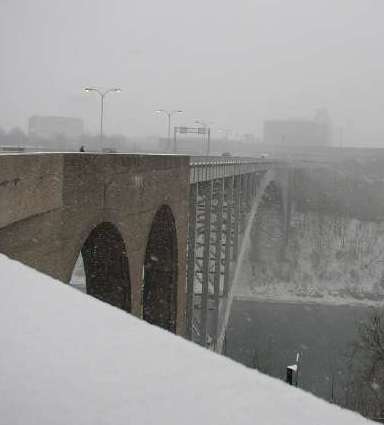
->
[84,87,121,151]
[156,109,182,152]
[195,120,213,156]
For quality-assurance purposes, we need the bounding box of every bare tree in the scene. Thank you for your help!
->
[345,308,384,422]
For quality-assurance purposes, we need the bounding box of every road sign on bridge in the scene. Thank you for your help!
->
[173,126,211,155]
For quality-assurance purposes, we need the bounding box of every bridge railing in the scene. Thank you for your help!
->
[190,156,274,183]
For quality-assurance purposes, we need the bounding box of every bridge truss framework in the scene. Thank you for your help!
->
[186,158,275,350]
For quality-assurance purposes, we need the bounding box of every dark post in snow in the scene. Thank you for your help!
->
[286,366,294,386]
[286,353,300,386]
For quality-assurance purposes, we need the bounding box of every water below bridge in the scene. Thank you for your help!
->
[226,299,372,404]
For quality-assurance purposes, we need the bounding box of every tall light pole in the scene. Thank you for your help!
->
[84,87,121,151]
[195,120,213,156]
[156,109,182,152]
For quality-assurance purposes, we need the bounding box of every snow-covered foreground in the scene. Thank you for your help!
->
[0,254,372,425]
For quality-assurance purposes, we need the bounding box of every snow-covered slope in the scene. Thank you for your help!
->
[0,254,372,424]
[237,205,384,305]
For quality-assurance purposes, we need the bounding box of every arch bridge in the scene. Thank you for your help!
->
[0,153,289,350]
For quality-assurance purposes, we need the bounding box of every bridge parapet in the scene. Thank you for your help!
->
[0,154,63,229]
[190,156,277,183]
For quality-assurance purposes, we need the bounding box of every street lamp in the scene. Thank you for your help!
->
[84,87,121,150]
[195,120,213,156]
[156,109,182,151]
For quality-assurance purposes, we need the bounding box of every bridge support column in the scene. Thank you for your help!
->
[211,178,224,349]
[223,176,234,297]
[199,180,213,347]
[186,183,197,339]
[252,172,259,198]
[247,173,254,210]
[244,174,250,212]
[233,175,241,262]
[243,175,249,232]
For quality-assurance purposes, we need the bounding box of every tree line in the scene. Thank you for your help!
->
[0,126,139,152]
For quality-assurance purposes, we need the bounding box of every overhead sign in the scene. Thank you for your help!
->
[173,126,211,155]
[175,126,209,135]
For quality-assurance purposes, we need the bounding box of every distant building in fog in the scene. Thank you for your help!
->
[263,110,332,146]
[29,116,84,141]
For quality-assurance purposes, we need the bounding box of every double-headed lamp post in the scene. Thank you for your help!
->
[156,109,182,151]
[84,87,121,150]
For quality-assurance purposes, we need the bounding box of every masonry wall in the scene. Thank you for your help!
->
[0,153,190,335]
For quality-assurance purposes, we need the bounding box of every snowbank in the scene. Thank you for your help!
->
[0,254,372,424]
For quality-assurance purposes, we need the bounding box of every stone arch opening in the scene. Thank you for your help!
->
[143,205,178,332]
[72,222,131,312]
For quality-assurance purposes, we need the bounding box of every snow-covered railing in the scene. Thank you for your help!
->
[190,156,274,183]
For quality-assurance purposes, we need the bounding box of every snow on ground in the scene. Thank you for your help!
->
[0,254,373,425]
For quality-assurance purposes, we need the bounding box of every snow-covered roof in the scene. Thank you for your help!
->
[0,254,372,425]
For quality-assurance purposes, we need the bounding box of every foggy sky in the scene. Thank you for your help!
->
[1,0,384,145]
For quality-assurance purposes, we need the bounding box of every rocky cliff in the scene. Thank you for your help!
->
[237,159,384,305]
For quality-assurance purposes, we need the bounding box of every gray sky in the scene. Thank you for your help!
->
[1,0,384,145]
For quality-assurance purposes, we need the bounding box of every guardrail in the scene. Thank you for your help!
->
[190,156,274,183]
